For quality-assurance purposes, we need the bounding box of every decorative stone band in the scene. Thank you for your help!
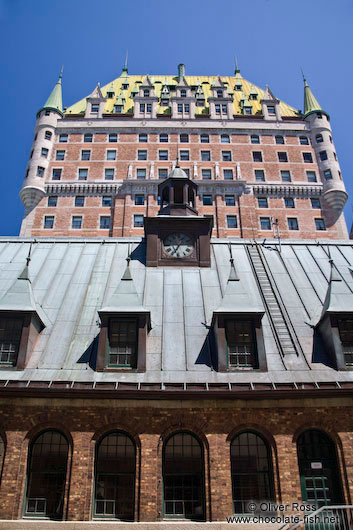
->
[252,184,323,198]
[45,182,122,195]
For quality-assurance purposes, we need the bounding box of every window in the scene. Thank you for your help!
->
[338,320,353,366]
[225,195,235,206]
[243,107,252,115]
[59,134,68,143]
[44,216,54,229]
[288,217,299,230]
[225,320,258,368]
[159,150,168,161]
[260,217,271,230]
[25,431,69,520]
[300,136,309,145]
[334,152,337,161]
[30,150,33,159]
[277,152,288,162]
[75,196,85,207]
[235,83,242,91]
[317,113,322,118]
[180,150,189,161]
[257,198,268,208]
[315,218,326,231]
[324,169,332,180]
[311,198,321,209]
[158,168,168,178]
[202,195,212,206]
[114,105,123,113]
[223,169,233,180]
[0,316,23,366]
[78,168,88,180]
[44,131,52,140]
[139,133,148,143]
[52,168,61,180]
[180,134,189,143]
[109,133,118,142]
[250,135,260,144]
[100,216,111,229]
[102,196,112,207]
[178,104,189,113]
[138,150,147,161]
[107,150,116,161]
[72,216,82,229]
[284,198,295,208]
[221,134,230,143]
[81,150,91,161]
[316,134,323,143]
[139,103,145,112]
[45,110,50,116]
[267,105,275,115]
[231,432,274,513]
[94,432,136,520]
[41,148,48,158]
[275,135,284,145]
[227,215,238,228]
[56,150,65,161]
[143,89,150,97]
[136,169,146,179]
[107,91,115,98]
[222,151,232,161]
[91,104,99,113]
[303,152,313,163]
[200,134,209,143]
[47,196,57,207]
[215,104,221,114]
[184,104,190,112]
[307,171,317,182]
[177,104,183,113]
[84,133,93,143]
[163,432,205,520]
[104,168,114,180]
[201,151,210,161]
[281,170,291,182]
[135,194,145,205]
[249,93,258,100]
[319,150,328,161]
[160,133,168,143]
[201,169,211,180]
[254,170,265,182]
[252,152,262,162]
[134,214,144,227]
[222,104,227,113]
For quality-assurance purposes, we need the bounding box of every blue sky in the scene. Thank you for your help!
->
[0,0,352,236]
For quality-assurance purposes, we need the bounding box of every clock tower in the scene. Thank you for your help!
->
[144,166,213,267]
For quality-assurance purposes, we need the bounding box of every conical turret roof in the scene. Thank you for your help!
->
[42,68,63,116]
[303,74,327,118]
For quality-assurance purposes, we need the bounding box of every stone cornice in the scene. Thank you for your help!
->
[45,182,122,195]
[252,183,323,198]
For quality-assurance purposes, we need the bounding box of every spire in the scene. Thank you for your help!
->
[41,68,63,115]
[302,71,325,118]
[123,50,128,73]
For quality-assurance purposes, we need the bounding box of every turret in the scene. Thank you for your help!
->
[303,74,347,211]
[20,69,63,223]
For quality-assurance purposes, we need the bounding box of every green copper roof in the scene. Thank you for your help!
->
[303,74,326,118]
[42,69,63,115]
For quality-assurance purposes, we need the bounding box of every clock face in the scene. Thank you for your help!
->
[163,233,194,259]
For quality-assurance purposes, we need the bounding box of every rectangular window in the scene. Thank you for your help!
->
[159,150,168,161]
[315,218,326,231]
[225,320,257,368]
[52,168,61,180]
[180,134,189,143]
[223,169,233,180]
[0,317,23,366]
[275,135,285,144]
[56,150,65,161]
[37,166,45,177]
[252,151,262,162]
[200,134,209,143]
[260,217,271,230]
[72,216,82,229]
[222,151,232,161]
[102,196,112,207]
[139,133,148,143]
[138,150,147,161]
[311,198,321,209]
[100,216,111,229]
[222,104,227,113]
[201,169,212,180]
[160,133,168,143]
[41,148,48,157]
[134,214,144,227]
[140,103,145,112]
[75,196,85,207]
[45,131,52,140]
[324,169,332,180]
[177,103,183,113]
[109,133,118,142]
[254,169,265,182]
[158,168,168,178]
[107,150,116,160]
[136,168,146,179]
[203,195,212,206]
[146,104,152,113]
[337,320,353,366]
[78,168,88,180]
[284,198,295,208]
[84,133,93,143]
[300,136,309,145]
[257,198,268,208]
[114,105,123,113]
[104,168,114,180]
[267,105,276,115]
[143,89,150,97]
[227,215,238,229]
[250,135,260,144]
[201,151,211,161]
[288,217,299,230]
[47,196,57,207]
[225,195,235,206]
[281,170,291,182]
[135,194,145,205]
[221,134,230,144]
[59,134,68,143]
[81,150,91,161]
[108,318,137,367]
[319,151,328,161]
[278,152,288,162]
[306,171,317,182]
[91,104,99,113]
[180,150,189,161]
[303,152,313,163]
[44,216,54,229]
[215,104,221,114]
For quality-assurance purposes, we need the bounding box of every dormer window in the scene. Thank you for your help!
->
[107,318,137,368]
[249,93,258,100]
[114,105,123,113]
[243,107,252,115]
[143,90,150,97]
[0,316,23,366]
[180,89,187,97]
[217,89,223,98]
[122,84,129,90]
[107,91,115,99]
[161,99,169,106]
[91,104,99,113]
[337,319,353,367]
[235,84,242,91]
[196,98,205,107]
[225,319,258,369]
[267,105,275,115]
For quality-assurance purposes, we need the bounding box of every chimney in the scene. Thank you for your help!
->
[178,64,185,82]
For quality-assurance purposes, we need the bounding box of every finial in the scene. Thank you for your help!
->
[26,241,33,267]
[234,56,240,74]
[59,65,64,81]
[301,68,308,86]
[121,255,133,280]
[123,50,128,72]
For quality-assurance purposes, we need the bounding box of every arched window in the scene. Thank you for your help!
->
[94,431,136,520]
[297,429,343,506]
[25,430,69,519]
[163,432,205,520]
[231,431,274,513]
